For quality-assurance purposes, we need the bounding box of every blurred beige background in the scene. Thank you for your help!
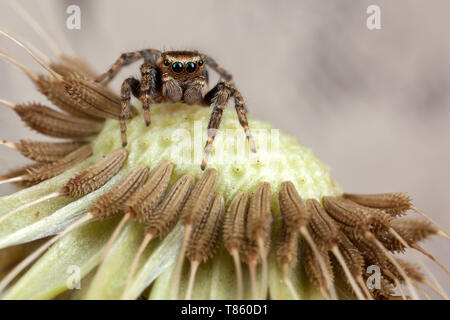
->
[0,0,449,296]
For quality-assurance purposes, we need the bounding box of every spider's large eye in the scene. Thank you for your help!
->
[172,62,183,73]
[185,62,196,73]
[163,59,170,66]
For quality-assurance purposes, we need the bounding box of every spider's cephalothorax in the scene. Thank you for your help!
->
[95,49,256,170]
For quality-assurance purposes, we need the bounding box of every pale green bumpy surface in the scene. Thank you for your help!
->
[0,103,343,300]
[94,103,342,209]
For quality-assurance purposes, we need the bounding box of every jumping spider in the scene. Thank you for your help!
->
[95,50,256,170]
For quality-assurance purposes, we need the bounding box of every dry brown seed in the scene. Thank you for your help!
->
[35,74,103,119]
[306,199,339,250]
[145,174,195,239]
[180,168,218,227]
[4,139,87,163]
[126,161,174,224]
[306,199,367,300]
[22,144,93,184]
[343,193,411,216]
[302,241,334,298]
[60,147,127,198]
[12,102,103,139]
[279,181,310,230]
[88,165,149,220]
[337,232,365,277]
[0,50,96,119]
[247,182,272,243]
[0,162,44,186]
[391,218,438,244]
[64,73,137,119]
[223,192,249,253]
[186,194,225,263]
[185,194,225,300]
[276,221,299,273]
[170,168,219,300]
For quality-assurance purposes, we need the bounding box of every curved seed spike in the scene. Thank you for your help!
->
[13,102,103,138]
[0,50,39,81]
[0,214,92,295]
[185,194,225,299]
[343,193,411,216]
[6,140,87,163]
[279,181,310,228]
[223,192,249,300]
[306,199,366,300]
[0,29,62,81]
[88,165,149,220]
[60,148,128,198]
[247,182,272,300]
[126,161,174,223]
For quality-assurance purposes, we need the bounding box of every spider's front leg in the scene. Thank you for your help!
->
[120,77,140,146]
[139,62,158,126]
[96,49,160,85]
[201,82,256,170]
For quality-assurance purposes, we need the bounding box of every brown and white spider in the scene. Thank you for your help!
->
[95,50,256,170]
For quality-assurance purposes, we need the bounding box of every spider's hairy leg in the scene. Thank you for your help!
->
[120,78,141,147]
[96,49,161,85]
[139,62,158,126]
[201,82,232,170]
[202,54,233,81]
[232,88,256,153]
